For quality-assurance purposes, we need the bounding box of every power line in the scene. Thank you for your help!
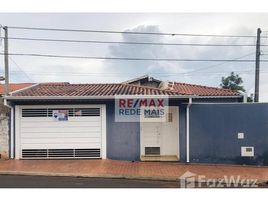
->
[8,56,34,82]
[6,26,263,38]
[177,52,255,75]
[1,52,267,62]
[159,70,256,77]
[0,36,264,47]
[9,69,268,77]
[7,69,254,75]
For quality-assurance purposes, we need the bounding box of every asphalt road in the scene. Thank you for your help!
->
[0,175,180,188]
[1,175,267,188]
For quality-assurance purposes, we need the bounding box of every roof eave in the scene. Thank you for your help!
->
[4,94,241,101]
[4,95,195,100]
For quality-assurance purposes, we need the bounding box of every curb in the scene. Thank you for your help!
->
[0,170,267,186]
[0,171,179,182]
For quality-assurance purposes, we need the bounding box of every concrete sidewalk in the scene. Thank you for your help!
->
[0,159,268,183]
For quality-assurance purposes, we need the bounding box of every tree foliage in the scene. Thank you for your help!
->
[220,72,245,92]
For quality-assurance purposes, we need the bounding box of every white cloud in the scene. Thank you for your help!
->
[106,25,188,82]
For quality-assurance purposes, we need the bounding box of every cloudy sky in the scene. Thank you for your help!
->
[1,13,268,101]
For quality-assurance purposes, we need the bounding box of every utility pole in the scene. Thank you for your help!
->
[254,28,261,102]
[3,26,9,96]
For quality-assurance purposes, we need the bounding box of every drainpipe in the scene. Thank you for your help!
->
[3,98,14,159]
[186,97,192,163]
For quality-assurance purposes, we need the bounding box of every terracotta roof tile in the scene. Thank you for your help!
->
[0,83,34,95]
[9,81,241,98]
[12,82,182,97]
[166,81,241,96]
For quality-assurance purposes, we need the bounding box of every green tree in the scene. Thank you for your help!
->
[220,72,245,92]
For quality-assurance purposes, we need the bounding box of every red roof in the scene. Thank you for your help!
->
[12,82,181,97]
[166,82,241,96]
[9,81,241,98]
[0,83,34,95]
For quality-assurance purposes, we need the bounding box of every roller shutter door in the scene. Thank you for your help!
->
[17,105,104,159]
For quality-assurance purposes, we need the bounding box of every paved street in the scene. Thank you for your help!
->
[0,175,179,188]
[1,175,268,188]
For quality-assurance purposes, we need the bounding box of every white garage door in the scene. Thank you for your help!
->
[16,105,106,159]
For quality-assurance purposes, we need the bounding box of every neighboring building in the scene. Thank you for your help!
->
[0,83,34,96]
[0,83,34,159]
[4,79,244,162]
